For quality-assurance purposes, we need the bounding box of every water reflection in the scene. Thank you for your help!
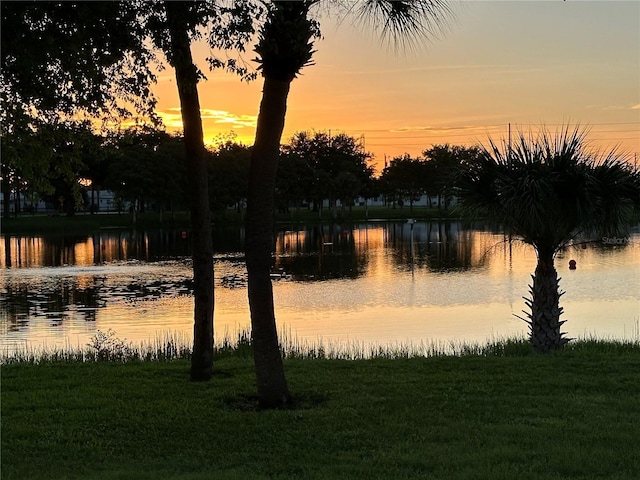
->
[384,221,480,272]
[273,222,494,280]
[0,228,252,269]
[0,222,638,352]
[275,225,367,280]
[2,279,103,330]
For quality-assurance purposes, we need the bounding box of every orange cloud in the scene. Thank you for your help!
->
[158,108,257,129]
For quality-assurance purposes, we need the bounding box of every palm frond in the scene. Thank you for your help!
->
[355,0,453,51]
[583,152,640,237]
[456,125,640,256]
[253,1,320,81]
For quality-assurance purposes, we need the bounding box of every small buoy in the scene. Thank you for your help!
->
[569,259,577,270]
[181,231,187,239]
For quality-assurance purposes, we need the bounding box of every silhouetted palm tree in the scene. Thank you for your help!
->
[457,126,640,353]
[246,0,452,407]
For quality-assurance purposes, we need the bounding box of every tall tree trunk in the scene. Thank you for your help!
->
[165,2,214,381]
[525,249,569,353]
[246,76,292,408]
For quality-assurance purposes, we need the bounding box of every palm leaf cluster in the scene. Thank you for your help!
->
[355,0,453,51]
[253,1,319,82]
[458,127,640,255]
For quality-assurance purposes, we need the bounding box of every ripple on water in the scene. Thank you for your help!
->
[0,229,638,353]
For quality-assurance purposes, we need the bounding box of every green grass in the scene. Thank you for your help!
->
[3,338,640,480]
[1,206,461,235]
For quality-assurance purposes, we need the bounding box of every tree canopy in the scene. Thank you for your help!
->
[1,1,158,126]
[281,131,374,214]
[379,145,480,210]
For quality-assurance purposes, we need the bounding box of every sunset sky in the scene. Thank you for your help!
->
[152,0,640,172]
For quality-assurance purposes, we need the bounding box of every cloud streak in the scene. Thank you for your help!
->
[590,104,640,111]
[158,108,257,129]
[388,124,501,134]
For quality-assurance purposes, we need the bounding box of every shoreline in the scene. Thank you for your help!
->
[0,206,465,235]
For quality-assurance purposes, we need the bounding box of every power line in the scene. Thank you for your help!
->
[282,122,640,138]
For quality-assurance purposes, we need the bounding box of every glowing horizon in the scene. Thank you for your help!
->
[152,1,639,171]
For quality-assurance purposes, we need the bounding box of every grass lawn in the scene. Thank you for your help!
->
[3,345,640,479]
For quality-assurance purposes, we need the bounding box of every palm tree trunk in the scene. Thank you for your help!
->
[526,250,569,353]
[246,76,292,408]
[165,2,214,381]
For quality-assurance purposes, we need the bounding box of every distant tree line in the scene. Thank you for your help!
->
[379,145,481,212]
[2,123,483,219]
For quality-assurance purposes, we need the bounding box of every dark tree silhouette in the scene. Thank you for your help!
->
[103,128,187,218]
[380,154,430,212]
[245,1,318,407]
[283,131,373,217]
[456,126,640,353]
[423,144,480,209]
[0,2,157,218]
[149,0,264,380]
[246,0,452,407]
[2,1,262,380]
[208,141,251,218]
[162,1,215,380]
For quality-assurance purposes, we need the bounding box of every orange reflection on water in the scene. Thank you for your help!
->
[1,237,47,268]
[73,238,96,267]
[0,232,161,269]
[276,230,308,255]
[469,231,538,276]
[93,233,131,263]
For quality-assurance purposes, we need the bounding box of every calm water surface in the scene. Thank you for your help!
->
[1,222,638,353]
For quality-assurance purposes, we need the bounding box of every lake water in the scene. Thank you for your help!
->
[1,221,639,354]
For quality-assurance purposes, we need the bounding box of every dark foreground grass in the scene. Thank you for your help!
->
[3,344,640,480]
